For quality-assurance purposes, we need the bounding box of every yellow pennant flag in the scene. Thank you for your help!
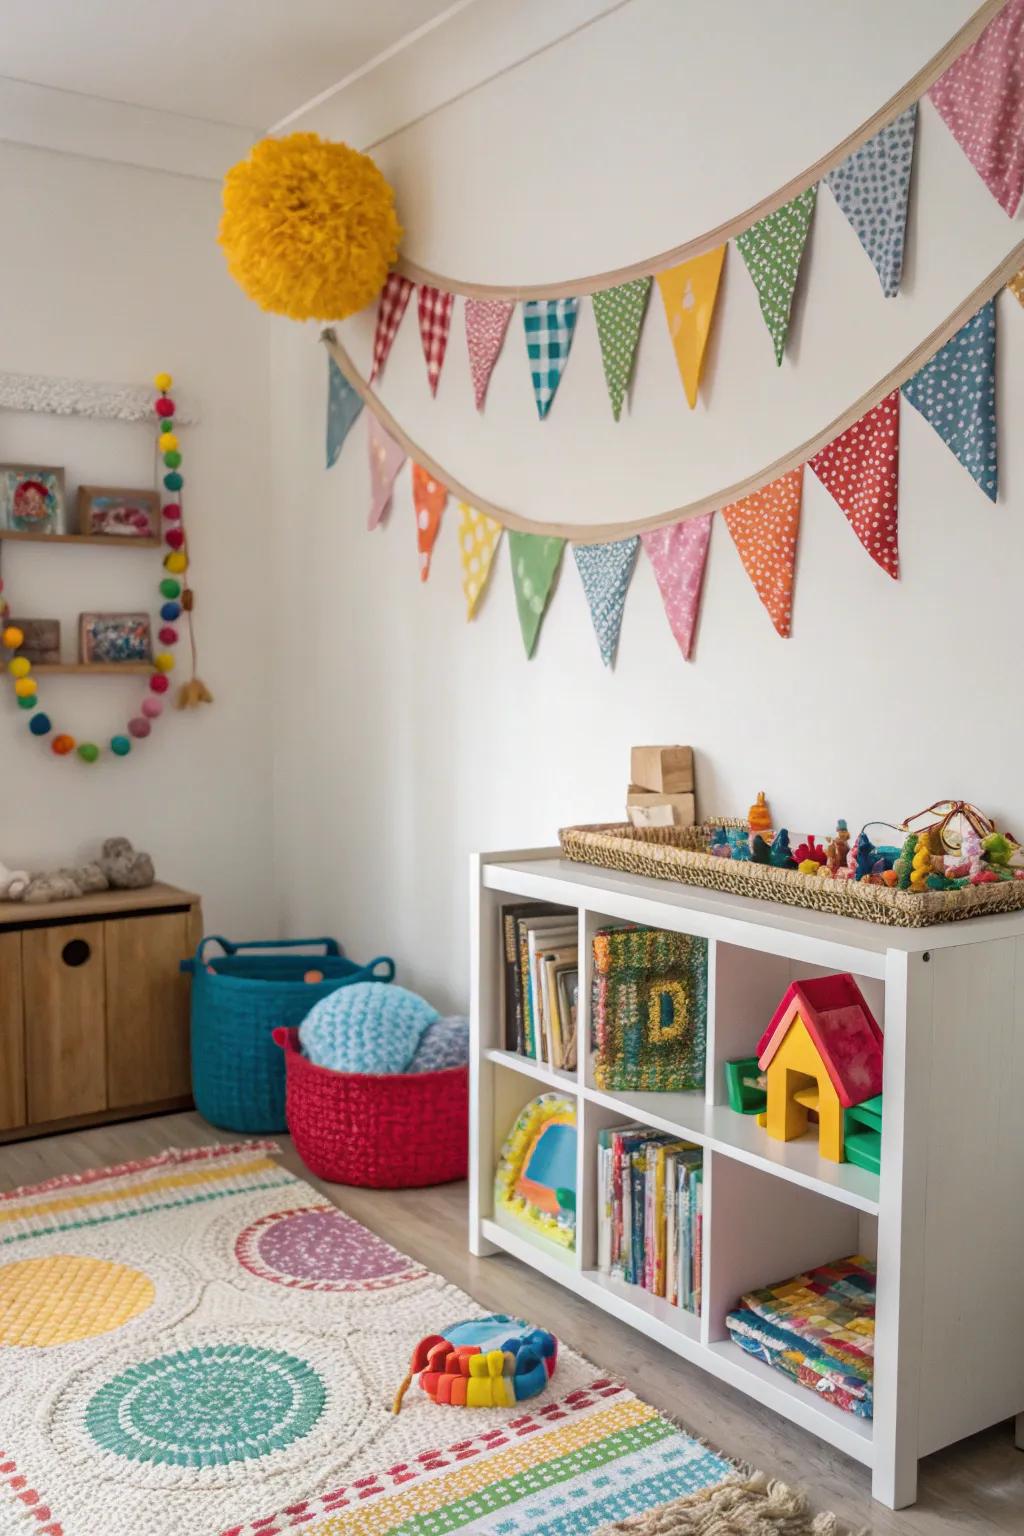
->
[656,247,726,409]
[458,503,503,619]
[1009,265,1024,307]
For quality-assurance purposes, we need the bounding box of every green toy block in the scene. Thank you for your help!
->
[843,1095,882,1174]
[725,1057,767,1115]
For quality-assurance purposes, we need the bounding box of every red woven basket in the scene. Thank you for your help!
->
[272,1027,468,1188]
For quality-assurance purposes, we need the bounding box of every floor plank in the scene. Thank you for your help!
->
[2,1111,1021,1534]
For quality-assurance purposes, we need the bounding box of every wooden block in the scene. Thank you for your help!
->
[630,745,693,794]
[626,790,695,829]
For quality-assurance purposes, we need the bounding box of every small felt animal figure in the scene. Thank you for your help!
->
[793,835,826,866]
[854,833,875,881]
[726,828,751,861]
[750,835,772,864]
[100,836,155,889]
[0,859,29,901]
[769,829,796,868]
[708,828,732,857]
[749,792,772,837]
[392,1315,558,1412]
[982,832,1013,866]
[910,835,932,892]
[834,819,850,864]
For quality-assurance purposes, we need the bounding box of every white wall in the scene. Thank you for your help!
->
[0,141,275,934]
[271,0,1024,1011]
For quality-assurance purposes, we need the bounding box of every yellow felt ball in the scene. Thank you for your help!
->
[164,552,188,574]
[14,677,36,698]
[219,132,402,322]
[153,371,173,391]
[8,657,31,678]
[159,432,179,453]
[2,626,24,650]
[154,652,175,673]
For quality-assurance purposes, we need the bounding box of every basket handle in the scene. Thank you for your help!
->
[182,934,343,974]
[368,956,396,982]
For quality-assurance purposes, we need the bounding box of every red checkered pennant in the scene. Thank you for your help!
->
[369,273,414,383]
[417,286,454,396]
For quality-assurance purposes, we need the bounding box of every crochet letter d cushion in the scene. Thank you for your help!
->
[299,981,438,1073]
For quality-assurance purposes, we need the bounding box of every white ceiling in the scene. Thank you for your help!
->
[0,0,467,131]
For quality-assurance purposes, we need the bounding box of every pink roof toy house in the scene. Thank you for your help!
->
[755,973,883,1163]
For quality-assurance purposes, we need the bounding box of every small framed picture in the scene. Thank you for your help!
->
[79,612,153,666]
[78,485,160,539]
[0,464,66,535]
[5,618,61,665]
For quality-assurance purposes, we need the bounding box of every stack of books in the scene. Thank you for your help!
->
[597,1125,703,1315]
[499,902,579,1071]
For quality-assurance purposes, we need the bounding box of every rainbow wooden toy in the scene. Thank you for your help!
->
[392,1314,558,1412]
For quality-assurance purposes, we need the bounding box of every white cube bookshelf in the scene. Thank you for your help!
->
[469,847,1024,1509]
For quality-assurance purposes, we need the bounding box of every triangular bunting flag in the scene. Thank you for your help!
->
[411,463,448,581]
[809,392,900,578]
[592,279,652,420]
[901,299,997,501]
[458,503,503,619]
[369,273,414,383]
[572,537,639,666]
[367,413,406,530]
[326,355,363,468]
[656,249,726,409]
[417,286,454,396]
[736,187,817,365]
[722,468,804,636]
[825,106,917,297]
[640,515,713,661]
[1010,265,1024,306]
[523,299,579,418]
[929,0,1024,217]
[508,532,565,656]
[465,299,514,410]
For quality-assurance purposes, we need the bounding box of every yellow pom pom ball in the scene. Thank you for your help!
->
[154,652,175,673]
[219,133,402,322]
[154,371,173,391]
[8,657,31,678]
[14,677,36,698]
[164,552,188,574]
[159,432,179,453]
[2,625,24,650]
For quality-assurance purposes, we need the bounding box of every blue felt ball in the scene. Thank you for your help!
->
[160,601,182,622]
[110,735,132,757]
[29,713,51,736]
[163,471,183,492]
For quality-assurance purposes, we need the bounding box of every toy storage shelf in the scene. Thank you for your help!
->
[469,848,1024,1511]
[0,530,160,548]
[32,663,153,676]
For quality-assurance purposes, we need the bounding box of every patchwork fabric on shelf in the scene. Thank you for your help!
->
[725,1254,875,1419]
[592,926,708,1092]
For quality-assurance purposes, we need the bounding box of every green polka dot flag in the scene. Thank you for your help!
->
[508,532,566,657]
[592,278,652,421]
[737,186,817,366]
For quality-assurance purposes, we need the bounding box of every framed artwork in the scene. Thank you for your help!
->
[0,464,66,535]
[79,612,153,666]
[77,485,159,539]
[5,618,60,664]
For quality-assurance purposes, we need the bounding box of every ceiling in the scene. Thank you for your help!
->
[0,0,468,131]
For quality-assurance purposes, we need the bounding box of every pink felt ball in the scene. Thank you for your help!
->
[159,625,178,645]
[149,673,170,695]
[165,527,185,550]
[155,397,175,418]
[162,502,182,521]
[141,696,163,719]
[128,717,151,739]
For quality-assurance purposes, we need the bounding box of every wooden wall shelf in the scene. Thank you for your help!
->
[0,530,159,548]
[32,663,154,676]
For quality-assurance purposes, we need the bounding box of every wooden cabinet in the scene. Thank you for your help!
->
[0,883,201,1142]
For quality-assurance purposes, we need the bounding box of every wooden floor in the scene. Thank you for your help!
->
[2,1111,1021,1534]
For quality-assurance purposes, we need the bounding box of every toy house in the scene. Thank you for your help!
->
[755,973,883,1162]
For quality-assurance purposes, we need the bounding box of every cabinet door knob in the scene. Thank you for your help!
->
[61,938,91,968]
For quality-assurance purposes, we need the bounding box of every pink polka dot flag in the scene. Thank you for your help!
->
[929,0,1024,217]
[640,513,714,661]
[464,299,514,410]
[411,463,448,581]
[722,468,804,637]
[366,412,407,531]
[809,391,900,579]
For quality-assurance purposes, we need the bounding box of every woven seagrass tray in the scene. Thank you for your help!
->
[559,819,1024,929]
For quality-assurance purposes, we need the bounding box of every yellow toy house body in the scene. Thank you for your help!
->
[756,1015,845,1161]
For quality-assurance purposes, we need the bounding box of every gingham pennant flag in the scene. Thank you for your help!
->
[369,273,413,383]
[523,299,579,419]
[417,285,454,396]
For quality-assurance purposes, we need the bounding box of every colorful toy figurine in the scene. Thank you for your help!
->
[392,1315,558,1412]
[792,835,826,867]
[749,791,772,838]
[726,827,751,861]
[755,974,883,1163]
[750,834,772,864]
[769,829,796,868]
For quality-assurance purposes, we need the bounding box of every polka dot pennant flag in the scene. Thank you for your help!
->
[417,285,454,396]
[366,412,406,531]
[929,0,1024,217]
[656,248,726,409]
[640,514,713,661]
[523,299,579,419]
[411,463,448,581]
[721,467,804,637]
[326,355,363,468]
[508,531,566,656]
[736,187,817,366]
[369,273,414,384]
[572,536,639,666]
[465,299,514,410]
[825,106,917,298]
[809,392,900,579]
[458,503,503,619]
[901,299,997,501]
[591,278,652,421]
[1009,265,1024,306]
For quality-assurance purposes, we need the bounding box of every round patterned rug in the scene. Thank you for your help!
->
[235,1206,426,1293]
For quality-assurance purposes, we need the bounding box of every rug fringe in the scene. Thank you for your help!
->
[0,1139,282,1201]
[593,1470,864,1535]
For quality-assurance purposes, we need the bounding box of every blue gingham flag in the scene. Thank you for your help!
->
[326,355,363,468]
[902,298,997,501]
[825,105,917,298]
[573,537,639,667]
[523,298,579,418]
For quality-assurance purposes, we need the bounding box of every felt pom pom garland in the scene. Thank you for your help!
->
[0,371,213,762]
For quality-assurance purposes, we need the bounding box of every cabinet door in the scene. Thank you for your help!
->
[105,911,192,1108]
[23,923,107,1122]
[0,930,26,1129]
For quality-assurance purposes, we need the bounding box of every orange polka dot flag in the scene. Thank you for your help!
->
[809,391,900,579]
[411,463,448,581]
[721,467,804,637]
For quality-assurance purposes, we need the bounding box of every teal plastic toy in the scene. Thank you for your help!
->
[844,1094,883,1173]
[725,1057,767,1115]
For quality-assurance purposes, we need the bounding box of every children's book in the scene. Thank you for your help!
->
[499,902,565,1052]
[540,946,576,1068]
[557,967,579,1069]
[519,914,574,1060]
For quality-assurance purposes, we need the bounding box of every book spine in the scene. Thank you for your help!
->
[630,1150,645,1287]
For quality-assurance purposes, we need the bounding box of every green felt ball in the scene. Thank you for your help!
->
[162,450,182,469]
[163,471,183,492]
[77,742,100,763]
[110,735,131,757]
[159,578,181,599]
[16,694,37,710]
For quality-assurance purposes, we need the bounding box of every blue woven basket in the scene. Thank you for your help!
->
[183,935,395,1133]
